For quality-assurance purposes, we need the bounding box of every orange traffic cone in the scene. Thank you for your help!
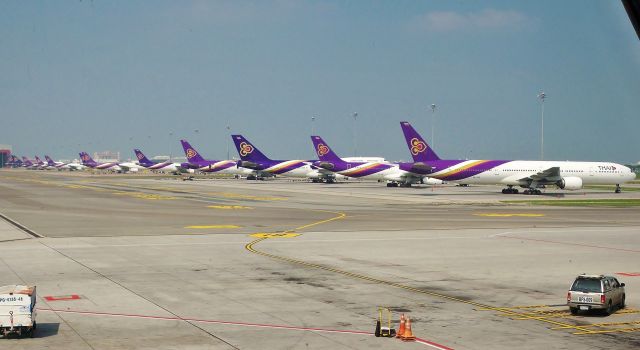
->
[396,314,406,338]
[400,316,416,342]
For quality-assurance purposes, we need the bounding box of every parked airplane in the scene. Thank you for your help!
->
[310,135,430,186]
[21,156,36,169]
[34,156,47,169]
[44,155,84,171]
[6,155,22,167]
[399,121,636,194]
[79,152,122,171]
[231,135,337,182]
[180,139,253,177]
[133,149,182,173]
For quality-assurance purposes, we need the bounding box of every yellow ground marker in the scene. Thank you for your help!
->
[209,192,288,201]
[185,225,241,229]
[208,205,253,210]
[111,191,175,200]
[244,210,605,336]
[250,233,300,238]
[474,213,545,217]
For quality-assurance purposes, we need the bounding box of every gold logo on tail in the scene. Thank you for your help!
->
[410,138,427,155]
[317,144,329,157]
[239,142,254,156]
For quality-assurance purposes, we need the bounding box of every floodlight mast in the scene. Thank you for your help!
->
[430,104,436,149]
[537,91,546,160]
[352,112,358,156]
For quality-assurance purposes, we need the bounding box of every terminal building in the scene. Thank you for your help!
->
[94,151,120,163]
[0,144,12,168]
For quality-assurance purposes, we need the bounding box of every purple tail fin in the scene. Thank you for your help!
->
[310,136,347,165]
[35,156,44,165]
[180,140,207,163]
[134,149,153,165]
[79,152,97,166]
[45,155,56,166]
[400,121,440,162]
[22,156,33,167]
[231,135,270,162]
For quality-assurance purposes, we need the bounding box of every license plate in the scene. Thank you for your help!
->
[578,296,593,303]
[579,306,589,310]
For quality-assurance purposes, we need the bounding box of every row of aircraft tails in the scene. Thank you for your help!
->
[5,122,635,194]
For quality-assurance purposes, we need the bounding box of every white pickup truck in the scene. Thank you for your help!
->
[0,285,37,338]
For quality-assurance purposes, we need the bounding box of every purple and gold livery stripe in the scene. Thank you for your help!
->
[200,160,236,173]
[340,163,391,177]
[266,160,307,174]
[96,163,119,169]
[431,160,511,181]
[148,162,170,170]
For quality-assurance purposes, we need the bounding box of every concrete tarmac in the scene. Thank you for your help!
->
[0,169,639,349]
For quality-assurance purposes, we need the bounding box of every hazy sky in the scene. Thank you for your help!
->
[1,1,639,163]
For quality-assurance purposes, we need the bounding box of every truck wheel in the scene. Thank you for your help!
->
[605,301,614,315]
[620,295,626,309]
[569,307,578,315]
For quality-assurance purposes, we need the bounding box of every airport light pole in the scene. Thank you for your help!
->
[168,132,173,161]
[311,116,316,135]
[537,91,546,160]
[430,104,437,148]
[226,124,231,160]
[352,112,358,156]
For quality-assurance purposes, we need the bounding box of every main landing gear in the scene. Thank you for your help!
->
[615,184,621,194]
[501,186,519,194]
[502,185,542,195]
[386,182,413,187]
[523,188,542,195]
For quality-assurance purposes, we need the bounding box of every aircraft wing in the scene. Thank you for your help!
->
[518,166,561,184]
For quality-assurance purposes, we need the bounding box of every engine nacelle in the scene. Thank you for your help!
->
[423,178,444,185]
[557,177,583,190]
[383,174,404,182]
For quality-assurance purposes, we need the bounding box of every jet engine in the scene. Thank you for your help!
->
[557,177,583,190]
[238,160,261,170]
[383,174,406,182]
[423,178,444,185]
